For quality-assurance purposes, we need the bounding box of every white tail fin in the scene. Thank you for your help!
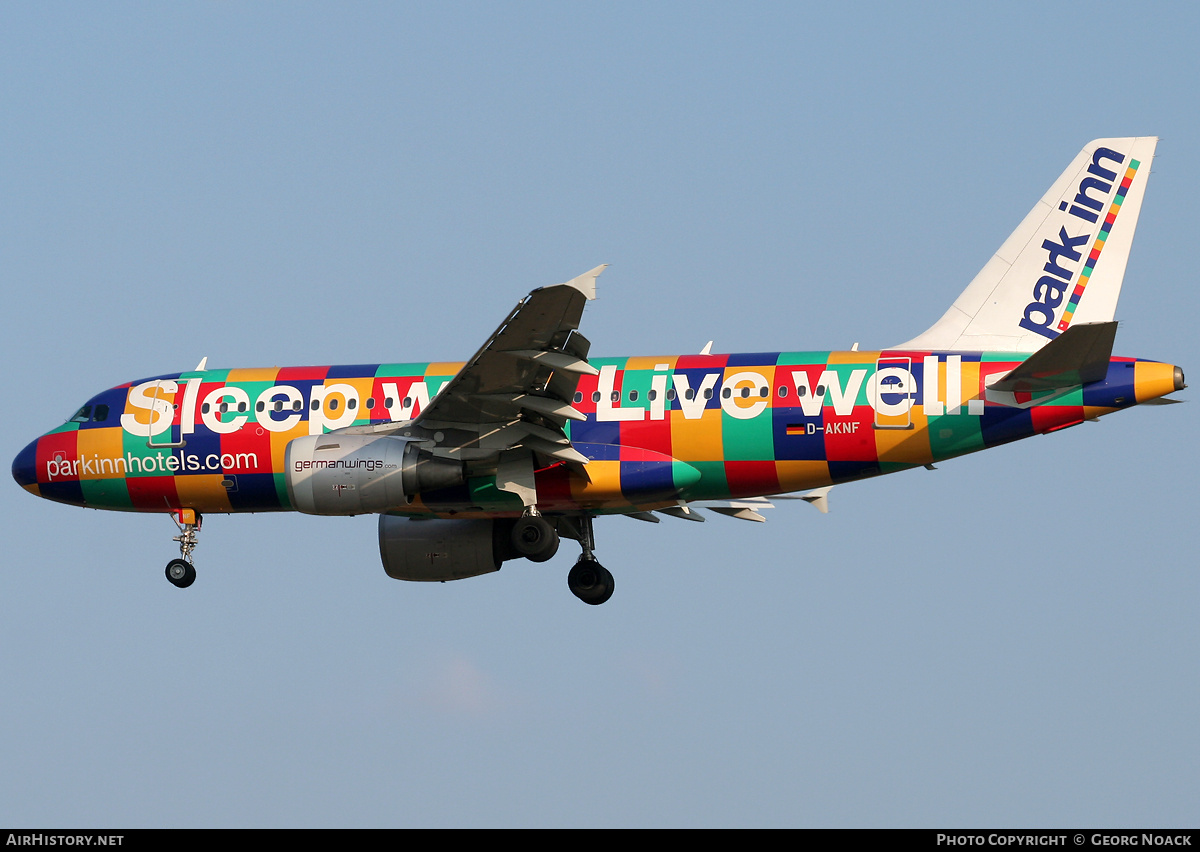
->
[897,137,1158,352]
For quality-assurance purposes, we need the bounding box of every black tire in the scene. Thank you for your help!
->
[511,516,559,563]
[568,559,614,605]
[593,564,615,605]
[165,559,196,588]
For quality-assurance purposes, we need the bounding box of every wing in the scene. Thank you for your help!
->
[626,487,835,523]
[346,266,606,502]
[415,265,604,434]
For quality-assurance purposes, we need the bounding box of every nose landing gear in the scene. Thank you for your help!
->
[165,509,201,589]
[165,558,196,588]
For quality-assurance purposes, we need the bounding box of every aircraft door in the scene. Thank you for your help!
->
[147,380,187,448]
[872,356,916,430]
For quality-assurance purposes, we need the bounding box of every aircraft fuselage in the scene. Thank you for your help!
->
[13,349,1182,517]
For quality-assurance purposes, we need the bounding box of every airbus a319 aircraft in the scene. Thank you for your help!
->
[12,138,1185,604]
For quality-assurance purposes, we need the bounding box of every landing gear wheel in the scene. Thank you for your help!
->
[511,515,559,563]
[165,559,196,588]
[568,558,614,605]
[166,510,202,587]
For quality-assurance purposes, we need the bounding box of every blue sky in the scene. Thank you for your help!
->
[2,2,1196,827]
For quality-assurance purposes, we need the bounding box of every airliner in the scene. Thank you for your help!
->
[12,137,1184,604]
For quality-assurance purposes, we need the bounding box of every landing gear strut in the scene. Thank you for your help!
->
[564,515,614,605]
[165,509,201,588]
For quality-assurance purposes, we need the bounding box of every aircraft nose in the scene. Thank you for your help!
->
[12,438,38,491]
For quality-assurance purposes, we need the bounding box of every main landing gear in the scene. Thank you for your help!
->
[513,513,614,604]
[562,515,614,606]
[165,509,201,589]
[510,512,559,563]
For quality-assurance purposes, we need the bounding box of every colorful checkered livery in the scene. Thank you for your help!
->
[15,350,1180,517]
[1058,159,1142,331]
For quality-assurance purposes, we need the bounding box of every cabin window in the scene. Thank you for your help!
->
[741,387,750,399]
[348,398,356,410]
[310,400,319,411]
[684,389,695,401]
[609,390,619,402]
[201,403,210,414]
[573,392,583,403]
[816,385,825,395]
[256,401,265,412]
[759,387,768,398]
[366,398,375,410]
[703,388,713,400]
[403,397,412,407]
[648,389,657,401]
[777,386,787,398]
[329,398,339,411]
[293,400,302,411]
[385,397,394,408]
[797,387,807,397]
[238,402,247,412]
[722,388,731,399]
[629,389,639,402]
[666,388,676,401]
[592,392,601,403]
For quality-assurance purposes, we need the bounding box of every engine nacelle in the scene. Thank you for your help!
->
[379,516,509,581]
[285,434,464,515]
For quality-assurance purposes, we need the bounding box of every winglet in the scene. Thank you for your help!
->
[560,264,607,301]
[195,356,208,371]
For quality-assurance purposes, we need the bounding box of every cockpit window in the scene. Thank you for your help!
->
[92,404,109,422]
[70,405,92,423]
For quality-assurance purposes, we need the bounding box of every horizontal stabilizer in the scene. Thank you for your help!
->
[988,321,1117,392]
[1140,396,1184,405]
